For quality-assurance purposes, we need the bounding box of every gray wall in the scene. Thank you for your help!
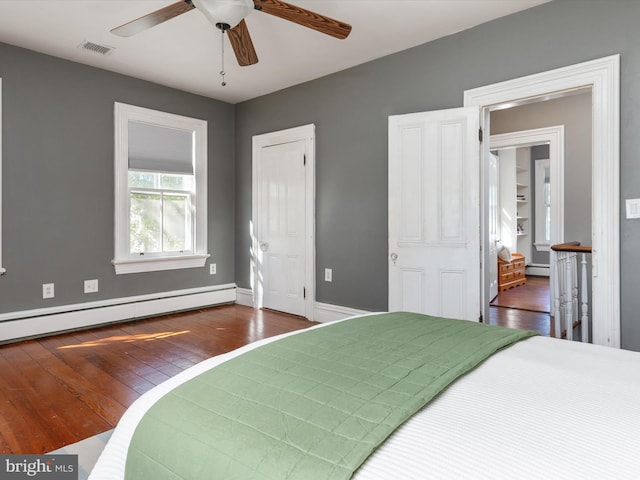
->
[234,0,640,350]
[491,92,593,266]
[0,43,235,313]
[2,0,640,350]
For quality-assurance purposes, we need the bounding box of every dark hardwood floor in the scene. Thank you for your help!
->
[0,304,317,454]
[488,275,552,336]
[490,276,550,312]
[0,289,552,455]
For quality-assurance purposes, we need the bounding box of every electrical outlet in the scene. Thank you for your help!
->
[324,268,332,282]
[84,279,99,294]
[210,263,217,275]
[626,198,640,219]
[42,283,55,299]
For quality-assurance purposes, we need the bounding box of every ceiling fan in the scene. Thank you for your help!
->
[111,0,352,67]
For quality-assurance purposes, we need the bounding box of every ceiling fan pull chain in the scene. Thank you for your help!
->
[220,28,227,87]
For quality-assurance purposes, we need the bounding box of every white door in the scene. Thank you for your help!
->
[256,140,307,316]
[488,152,499,301]
[389,107,480,321]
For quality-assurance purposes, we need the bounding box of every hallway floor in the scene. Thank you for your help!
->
[488,276,551,336]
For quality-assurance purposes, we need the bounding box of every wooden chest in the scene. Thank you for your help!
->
[498,253,526,292]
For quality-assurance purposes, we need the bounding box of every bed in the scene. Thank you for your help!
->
[89,312,640,479]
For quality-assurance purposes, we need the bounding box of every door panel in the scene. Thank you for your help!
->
[258,140,306,316]
[389,107,480,320]
[400,268,426,313]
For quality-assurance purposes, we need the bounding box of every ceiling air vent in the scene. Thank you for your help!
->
[78,40,115,56]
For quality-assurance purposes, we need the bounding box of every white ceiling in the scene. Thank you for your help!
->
[0,0,550,104]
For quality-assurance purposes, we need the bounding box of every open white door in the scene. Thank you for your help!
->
[389,107,480,321]
[488,152,499,301]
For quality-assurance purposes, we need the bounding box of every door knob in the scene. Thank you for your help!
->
[260,242,269,252]
[390,252,398,265]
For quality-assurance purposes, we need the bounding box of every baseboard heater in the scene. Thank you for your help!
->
[0,284,236,344]
[526,264,550,276]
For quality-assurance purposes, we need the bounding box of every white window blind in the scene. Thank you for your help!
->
[128,121,194,174]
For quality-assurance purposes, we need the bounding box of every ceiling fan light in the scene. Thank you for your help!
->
[192,0,254,29]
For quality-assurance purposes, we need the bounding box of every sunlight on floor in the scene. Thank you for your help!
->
[57,330,191,349]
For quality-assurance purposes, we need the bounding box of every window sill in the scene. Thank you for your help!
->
[534,243,550,252]
[113,254,210,275]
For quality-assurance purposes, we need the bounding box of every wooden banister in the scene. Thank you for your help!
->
[550,241,592,254]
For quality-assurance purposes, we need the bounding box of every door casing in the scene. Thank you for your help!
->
[490,125,565,316]
[465,55,620,348]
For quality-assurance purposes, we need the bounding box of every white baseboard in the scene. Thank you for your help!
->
[313,302,373,323]
[236,288,254,307]
[0,284,236,343]
[233,288,371,323]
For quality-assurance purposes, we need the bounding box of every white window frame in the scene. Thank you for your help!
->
[0,78,4,276]
[113,102,208,274]
[534,158,551,251]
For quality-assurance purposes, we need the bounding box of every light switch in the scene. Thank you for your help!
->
[324,268,332,282]
[626,198,640,219]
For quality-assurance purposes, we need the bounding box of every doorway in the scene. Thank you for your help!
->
[487,125,566,336]
[465,54,620,347]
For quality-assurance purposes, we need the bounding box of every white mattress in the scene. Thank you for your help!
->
[90,316,640,479]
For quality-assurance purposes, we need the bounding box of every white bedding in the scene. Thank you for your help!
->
[90,316,640,479]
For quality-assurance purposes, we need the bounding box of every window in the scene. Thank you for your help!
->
[113,103,208,274]
[534,158,551,251]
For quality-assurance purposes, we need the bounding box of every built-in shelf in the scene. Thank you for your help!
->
[498,147,532,265]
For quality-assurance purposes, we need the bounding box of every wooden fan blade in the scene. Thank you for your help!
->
[254,0,351,39]
[227,19,259,66]
[111,0,195,37]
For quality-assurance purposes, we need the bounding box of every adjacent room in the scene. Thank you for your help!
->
[1,1,640,478]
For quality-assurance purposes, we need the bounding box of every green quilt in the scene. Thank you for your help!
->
[124,312,535,480]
